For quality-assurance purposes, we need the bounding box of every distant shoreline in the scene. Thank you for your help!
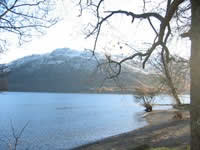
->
[2,90,138,95]
[1,90,190,95]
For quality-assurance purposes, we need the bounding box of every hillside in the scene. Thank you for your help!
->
[1,48,154,93]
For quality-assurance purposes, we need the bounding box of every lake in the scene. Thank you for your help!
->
[0,92,185,150]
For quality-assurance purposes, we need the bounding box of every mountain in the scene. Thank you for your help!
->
[1,48,153,93]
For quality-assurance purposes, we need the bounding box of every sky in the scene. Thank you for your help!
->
[0,0,191,63]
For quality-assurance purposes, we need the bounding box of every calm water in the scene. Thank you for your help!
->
[0,92,181,150]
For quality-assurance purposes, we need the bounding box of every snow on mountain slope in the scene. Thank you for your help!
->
[7,48,89,70]
[5,48,150,75]
[3,48,156,93]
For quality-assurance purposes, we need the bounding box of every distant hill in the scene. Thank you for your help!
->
[1,48,154,93]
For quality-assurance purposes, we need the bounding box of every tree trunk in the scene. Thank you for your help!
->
[161,52,182,105]
[190,1,200,149]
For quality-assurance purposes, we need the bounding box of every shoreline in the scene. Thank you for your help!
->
[2,90,190,95]
[72,109,190,150]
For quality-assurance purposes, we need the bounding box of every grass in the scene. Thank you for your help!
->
[129,145,190,150]
[149,147,190,150]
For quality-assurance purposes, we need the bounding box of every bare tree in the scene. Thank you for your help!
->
[150,53,190,105]
[76,0,200,149]
[0,0,59,91]
[135,54,189,112]
[0,0,59,52]
[0,121,29,150]
[190,1,200,149]
[135,86,159,112]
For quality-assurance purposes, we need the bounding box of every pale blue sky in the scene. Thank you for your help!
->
[0,0,190,63]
